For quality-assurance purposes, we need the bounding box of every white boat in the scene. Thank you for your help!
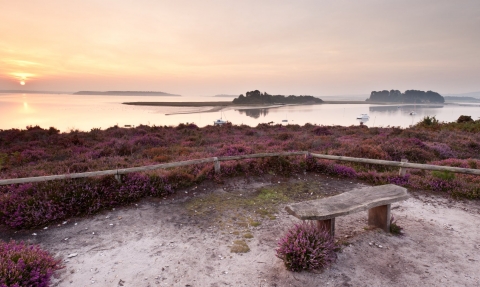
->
[356,114,370,119]
[213,119,227,125]
[214,111,227,125]
[409,111,416,115]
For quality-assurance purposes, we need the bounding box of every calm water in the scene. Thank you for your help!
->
[1,93,479,132]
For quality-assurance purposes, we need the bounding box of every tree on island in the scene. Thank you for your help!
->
[232,90,323,104]
[366,90,444,103]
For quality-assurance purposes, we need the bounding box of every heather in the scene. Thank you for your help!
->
[276,222,337,271]
[0,240,62,287]
[1,119,479,229]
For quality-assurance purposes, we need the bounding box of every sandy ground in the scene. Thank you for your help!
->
[2,174,480,287]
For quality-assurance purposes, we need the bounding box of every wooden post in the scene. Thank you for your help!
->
[398,159,408,176]
[213,157,220,174]
[368,204,391,232]
[304,151,311,159]
[304,152,311,173]
[317,218,335,237]
[114,174,123,184]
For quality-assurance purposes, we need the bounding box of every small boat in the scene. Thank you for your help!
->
[213,119,227,125]
[282,119,288,122]
[214,110,227,125]
[356,114,370,119]
[409,111,416,115]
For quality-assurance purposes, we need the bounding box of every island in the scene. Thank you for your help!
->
[232,90,323,104]
[73,91,181,96]
[123,90,325,110]
[366,90,444,103]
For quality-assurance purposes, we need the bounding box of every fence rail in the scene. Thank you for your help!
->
[0,151,478,186]
[309,153,480,175]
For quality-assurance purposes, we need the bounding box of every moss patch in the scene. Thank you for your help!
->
[185,181,328,224]
[243,233,254,239]
[183,179,332,251]
[230,240,250,253]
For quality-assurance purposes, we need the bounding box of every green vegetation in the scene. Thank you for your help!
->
[243,233,254,239]
[389,215,403,235]
[367,89,444,103]
[232,90,323,104]
[431,170,455,181]
[230,240,250,253]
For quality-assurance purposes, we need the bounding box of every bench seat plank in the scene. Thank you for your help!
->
[285,184,409,221]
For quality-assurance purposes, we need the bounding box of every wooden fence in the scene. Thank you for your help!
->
[0,151,478,186]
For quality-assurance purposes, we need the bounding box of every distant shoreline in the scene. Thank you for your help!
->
[123,101,232,107]
[122,101,414,115]
[74,91,181,96]
[122,100,402,107]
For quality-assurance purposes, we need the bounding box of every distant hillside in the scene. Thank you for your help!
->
[444,91,480,98]
[444,96,480,103]
[366,90,444,103]
[232,90,323,104]
[73,91,181,96]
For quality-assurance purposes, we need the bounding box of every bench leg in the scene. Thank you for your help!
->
[368,204,391,232]
[317,218,335,237]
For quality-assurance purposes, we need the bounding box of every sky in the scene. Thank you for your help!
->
[1,0,479,97]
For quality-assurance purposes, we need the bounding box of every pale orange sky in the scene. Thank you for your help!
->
[1,0,479,96]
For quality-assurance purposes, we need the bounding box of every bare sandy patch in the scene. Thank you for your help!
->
[2,174,479,287]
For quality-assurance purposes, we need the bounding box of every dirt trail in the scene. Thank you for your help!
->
[2,174,480,287]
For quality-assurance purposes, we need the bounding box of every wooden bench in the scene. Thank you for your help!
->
[285,184,409,237]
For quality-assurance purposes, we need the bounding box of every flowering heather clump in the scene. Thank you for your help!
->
[312,126,332,136]
[0,240,62,287]
[333,165,357,178]
[276,222,336,272]
[0,173,175,229]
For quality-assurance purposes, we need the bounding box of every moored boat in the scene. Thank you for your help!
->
[356,114,370,119]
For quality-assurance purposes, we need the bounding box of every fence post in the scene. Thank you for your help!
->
[398,159,408,176]
[304,151,311,173]
[305,151,311,159]
[213,157,221,174]
[115,172,123,184]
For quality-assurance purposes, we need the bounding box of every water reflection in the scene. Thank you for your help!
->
[369,105,444,113]
[358,118,369,124]
[236,108,269,119]
[1,93,479,131]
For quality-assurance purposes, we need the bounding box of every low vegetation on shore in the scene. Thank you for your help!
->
[366,89,444,103]
[232,90,323,104]
[0,116,479,230]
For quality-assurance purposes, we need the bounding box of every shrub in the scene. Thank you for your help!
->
[312,126,332,136]
[431,170,455,181]
[457,115,473,123]
[277,133,293,141]
[276,222,336,272]
[0,173,174,229]
[419,116,439,126]
[0,240,62,287]
[389,215,403,235]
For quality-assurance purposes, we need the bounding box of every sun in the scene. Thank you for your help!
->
[20,81,26,85]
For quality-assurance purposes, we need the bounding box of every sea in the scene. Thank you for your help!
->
[1,93,479,132]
